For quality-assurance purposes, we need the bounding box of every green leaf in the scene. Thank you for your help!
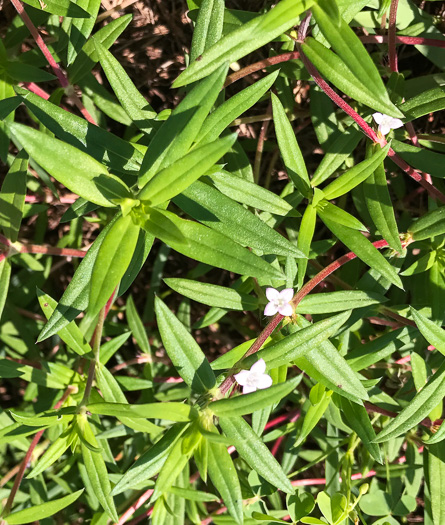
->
[111,424,187,495]
[427,442,445,524]
[337,395,382,463]
[206,170,293,216]
[392,139,445,179]
[302,38,404,118]
[155,296,216,393]
[190,0,224,62]
[87,402,198,422]
[296,290,386,314]
[89,214,140,317]
[37,289,92,356]
[174,0,315,86]
[322,143,390,200]
[38,215,119,342]
[4,489,84,524]
[311,0,402,118]
[27,425,77,479]
[271,93,311,197]
[138,134,237,206]
[219,415,294,494]
[243,311,351,371]
[197,71,279,145]
[400,86,445,122]
[141,208,284,281]
[207,438,243,524]
[375,359,445,442]
[0,259,11,322]
[297,204,317,288]
[9,407,76,427]
[9,123,129,207]
[311,126,362,187]
[363,148,402,252]
[94,40,156,133]
[401,251,436,276]
[20,0,89,17]
[294,386,332,447]
[138,63,228,187]
[175,180,304,258]
[209,376,300,417]
[318,209,403,289]
[0,359,66,389]
[77,415,118,522]
[164,278,258,310]
[408,206,445,241]
[17,87,143,174]
[68,14,133,84]
[410,307,445,356]
[0,149,28,242]
[316,201,367,231]
[126,295,150,354]
[66,0,101,65]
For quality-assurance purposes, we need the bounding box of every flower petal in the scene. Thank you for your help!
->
[234,370,250,385]
[279,288,294,302]
[264,302,278,316]
[242,384,257,394]
[266,287,279,301]
[250,358,266,374]
[256,374,273,390]
[278,303,294,317]
[390,118,404,130]
[372,112,384,124]
[379,123,391,136]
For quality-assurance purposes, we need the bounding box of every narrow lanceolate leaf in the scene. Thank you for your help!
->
[322,143,390,200]
[174,0,315,86]
[155,297,216,393]
[427,442,445,525]
[374,360,445,442]
[77,415,118,522]
[295,290,386,314]
[112,425,187,495]
[242,311,351,372]
[175,181,304,258]
[141,208,285,281]
[87,402,198,422]
[311,0,402,118]
[411,307,445,356]
[363,153,402,252]
[68,14,133,83]
[89,214,140,317]
[338,396,382,463]
[9,123,129,207]
[0,149,28,242]
[197,71,279,145]
[219,416,294,494]
[0,259,11,321]
[294,387,332,447]
[272,93,311,197]
[66,0,101,65]
[164,278,258,311]
[400,86,445,122]
[38,215,118,342]
[126,295,150,354]
[297,204,317,289]
[190,0,224,62]
[37,289,92,356]
[17,87,143,174]
[301,38,404,118]
[4,489,84,524]
[28,425,77,479]
[206,170,293,216]
[95,40,156,133]
[408,206,445,241]
[20,0,89,17]
[317,201,366,231]
[138,134,237,206]
[209,376,300,417]
[138,64,228,187]
[207,439,243,525]
[318,209,403,290]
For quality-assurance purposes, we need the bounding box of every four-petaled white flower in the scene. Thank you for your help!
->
[372,112,404,136]
[264,287,294,317]
[234,359,273,394]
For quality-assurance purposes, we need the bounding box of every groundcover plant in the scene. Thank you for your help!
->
[1,0,445,523]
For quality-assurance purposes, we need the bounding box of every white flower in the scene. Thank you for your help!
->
[234,359,273,394]
[264,287,294,317]
[372,112,404,136]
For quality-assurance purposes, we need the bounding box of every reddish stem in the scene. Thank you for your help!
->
[116,489,154,525]
[388,0,400,72]
[21,82,50,100]
[360,34,445,48]
[20,244,87,258]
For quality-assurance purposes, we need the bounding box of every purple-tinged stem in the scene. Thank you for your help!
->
[388,0,400,72]
[360,34,445,48]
